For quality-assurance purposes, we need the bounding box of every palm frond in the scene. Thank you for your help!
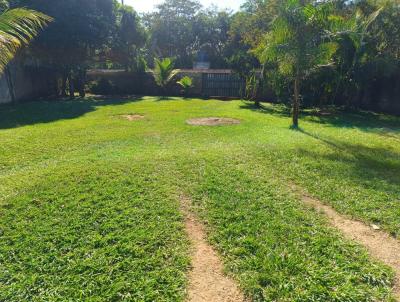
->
[177,76,193,89]
[363,7,383,31]
[152,57,177,88]
[0,8,52,73]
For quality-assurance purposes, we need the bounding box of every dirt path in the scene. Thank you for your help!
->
[180,196,245,302]
[294,188,400,300]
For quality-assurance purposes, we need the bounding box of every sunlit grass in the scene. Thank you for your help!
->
[0,97,398,300]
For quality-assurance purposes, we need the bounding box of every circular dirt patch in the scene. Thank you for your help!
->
[120,114,145,121]
[186,117,240,126]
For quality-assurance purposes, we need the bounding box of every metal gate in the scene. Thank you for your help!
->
[202,72,245,98]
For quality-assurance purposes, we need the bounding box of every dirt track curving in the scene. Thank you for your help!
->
[180,196,245,302]
[293,186,400,300]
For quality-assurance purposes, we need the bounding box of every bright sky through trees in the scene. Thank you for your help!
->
[124,0,244,13]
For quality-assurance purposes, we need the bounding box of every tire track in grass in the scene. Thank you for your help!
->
[180,195,245,302]
[292,185,400,300]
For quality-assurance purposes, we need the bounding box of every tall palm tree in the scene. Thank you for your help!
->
[256,0,381,128]
[256,0,341,128]
[0,7,52,74]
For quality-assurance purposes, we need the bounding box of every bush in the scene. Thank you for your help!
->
[177,76,193,96]
[88,78,116,95]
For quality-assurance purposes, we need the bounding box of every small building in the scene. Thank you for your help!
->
[193,50,210,70]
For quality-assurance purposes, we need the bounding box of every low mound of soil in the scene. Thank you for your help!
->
[120,114,144,121]
[186,117,240,126]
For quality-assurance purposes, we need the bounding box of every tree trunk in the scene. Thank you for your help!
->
[61,73,68,97]
[79,85,85,98]
[292,75,300,128]
[78,70,86,98]
[68,73,75,98]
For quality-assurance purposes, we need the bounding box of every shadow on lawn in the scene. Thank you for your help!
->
[305,111,400,134]
[239,102,291,117]
[154,96,174,101]
[298,129,400,189]
[240,101,400,134]
[0,96,143,130]
[153,96,202,101]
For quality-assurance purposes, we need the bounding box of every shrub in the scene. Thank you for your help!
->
[89,78,116,95]
[177,76,193,96]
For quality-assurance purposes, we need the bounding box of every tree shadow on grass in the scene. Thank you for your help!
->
[239,101,400,134]
[304,110,400,134]
[0,96,144,130]
[298,129,400,189]
[153,96,204,101]
[239,101,291,118]
[153,96,174,101]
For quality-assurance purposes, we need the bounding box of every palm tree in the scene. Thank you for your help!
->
[256,0,341,128]
[0,7,52,74]
[256,0,382,128]
[177,75,193,97]
[152,57,178,95]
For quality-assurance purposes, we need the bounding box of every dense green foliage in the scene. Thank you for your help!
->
[255,0,344,126]
[9,0,121,97]
[4,0,399,115]
[0,97,398,300]
[233,0,400,114]
[8,0,146,96]
[143,0,232,68]
[177,76,193,96]
[113,5,147,72]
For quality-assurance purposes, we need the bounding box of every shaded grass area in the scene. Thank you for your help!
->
[0,97,399,300]
[0,96,142,130]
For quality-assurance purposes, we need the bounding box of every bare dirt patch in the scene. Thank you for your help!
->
[180,196,245,302]
[120,114,144,121]
[186,117,240,126]
[292,186,400,300]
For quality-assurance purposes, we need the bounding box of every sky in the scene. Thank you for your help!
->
[124,0,244,13]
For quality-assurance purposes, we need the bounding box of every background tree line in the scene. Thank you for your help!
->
[3,0,400,116]
[234,0,400,116]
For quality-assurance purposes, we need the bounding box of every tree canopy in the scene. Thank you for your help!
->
[3,0,400,118]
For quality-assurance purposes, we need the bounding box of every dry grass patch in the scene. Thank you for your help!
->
[186,117,240,126]
[120,114,145,121]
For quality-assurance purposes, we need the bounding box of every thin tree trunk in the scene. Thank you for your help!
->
[78,70,86,98]
[61,73,68,97]
[79,84,85,98]
[292,75,300,128]
[68,73,75,98]
[255,67,266,108]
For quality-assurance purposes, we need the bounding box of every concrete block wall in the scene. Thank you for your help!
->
[0,61,56,104]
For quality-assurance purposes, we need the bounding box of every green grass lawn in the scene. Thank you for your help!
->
[0,96,399,301]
